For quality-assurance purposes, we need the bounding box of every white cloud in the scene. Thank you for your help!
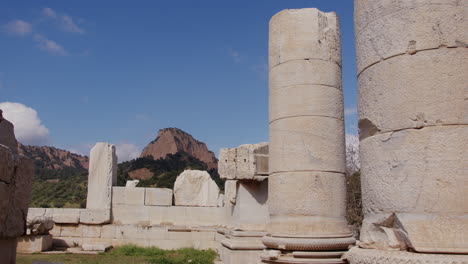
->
[345,107,357,116]
[34,34,68,56]
[115,143,140,162]
[42,7,85,34]
[2,19,32,36]
[0,102,50,146]
[67,143,94,156]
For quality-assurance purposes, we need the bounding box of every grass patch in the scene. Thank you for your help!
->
[17,245,217,264]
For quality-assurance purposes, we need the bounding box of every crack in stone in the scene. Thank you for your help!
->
[357,46,467,78]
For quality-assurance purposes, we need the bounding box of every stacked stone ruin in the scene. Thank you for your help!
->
[5,1,467,263]
[261,8,356,264]
[0,111,34,264]
[217,142,270,263]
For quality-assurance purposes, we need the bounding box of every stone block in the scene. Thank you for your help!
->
[270,84,343,123]
[230,181,269,231]
[193,240,218,250]
[360,126,467,214]
[82,225,102,238]
[174,170,219,207]
[167,230,192,240]
[112,238,149,247]
[360,213,468,254]
[82,243,112,252]
[145,188,172,206]
[219,244,264,264]
[27,208,46,221]
[192,231,216,241]
[60,224,82,237]
[269,117,346,174]
[111,187,125,205]
[53,208,81,224]
[358,48,467,135]
[53,236,82,247]
[86,143,117,210]
[112,205,149,225]
[124,187,145,205]
[270,59,342,91]
[49,225,61,237]
[100,225,116,238]
[224,180,238,205]
[17,234,52,253]
[219,143,269,180]
[186,207,226,227]
[115,225,152,240]
[344,247,468,264]
[148,239,193,250]
[269,8,341,68]
[80,209,111,224]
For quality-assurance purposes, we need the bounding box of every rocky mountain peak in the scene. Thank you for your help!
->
[140,128,218,170]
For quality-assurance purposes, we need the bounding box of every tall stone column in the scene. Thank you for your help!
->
[345,0,468,263]
[263,8,354,263]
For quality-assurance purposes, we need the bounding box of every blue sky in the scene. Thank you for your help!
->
[0,0,357,161]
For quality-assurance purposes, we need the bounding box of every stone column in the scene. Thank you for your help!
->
[81,142,117,224]
[344,0,468,262]
[263,8,354,263]
[0,111,33,264]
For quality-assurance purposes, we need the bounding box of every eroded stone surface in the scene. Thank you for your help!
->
[219,143,268,180]
[269,8,341,68]
[86,143,117,211]
[358,48,467,135]
[266,8,352,256]
[145,188,173,206]
[0,145,33,238]
[269,117,346,174]
[230,181,269,231]
[360,126,467,214]
[359,213,468,254]
[354,0,468,73]
[344,247,468,264]
[174,170,220,207]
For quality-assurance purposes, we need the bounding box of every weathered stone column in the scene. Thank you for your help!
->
[0,110,33,264]
[263,8,354,263]
[344,0,468,262]
[80,142,117,224]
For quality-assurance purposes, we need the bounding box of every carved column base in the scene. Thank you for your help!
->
[343,247,468,264]
[260,250,347,264]
[218,229,267,264]
[260,235,355,263]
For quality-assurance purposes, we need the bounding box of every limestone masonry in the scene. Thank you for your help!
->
[263,8,354,264]
[0,111,34,264]
[344,0,468,262]
[7,1,468,263]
